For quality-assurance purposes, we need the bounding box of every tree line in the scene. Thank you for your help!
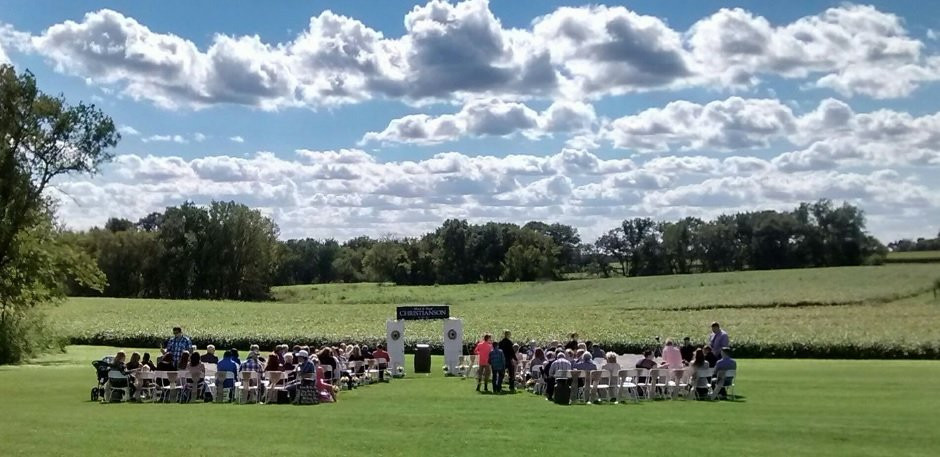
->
[63,199,886,300]
[888,231,940,252]
[65,201,278,300]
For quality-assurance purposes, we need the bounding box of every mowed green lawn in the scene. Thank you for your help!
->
[52,264,940,356]
[0,346,937,457]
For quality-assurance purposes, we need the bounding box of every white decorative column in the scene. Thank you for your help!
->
[443,318,463,374]
[386,319,405,375]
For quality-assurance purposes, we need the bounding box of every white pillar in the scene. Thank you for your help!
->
[443,318,463,374]
[386,320,405,375]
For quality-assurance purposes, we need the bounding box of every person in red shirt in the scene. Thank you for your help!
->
[372,344,390,382]
[474,333,494,393]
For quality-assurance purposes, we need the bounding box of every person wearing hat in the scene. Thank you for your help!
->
[286,350,316,402]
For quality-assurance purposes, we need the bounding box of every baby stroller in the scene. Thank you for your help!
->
[90,355,115,401]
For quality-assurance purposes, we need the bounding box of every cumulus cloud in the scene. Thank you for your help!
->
[362,98,596,144]
[600,95,940,170]
[142,134,187,144]
[49,142,940,242]
[604,96,796,152]
[230,136,245,143]
[532,4,692,96]
[117,125,140,136]
[687,5,940,98]
[14,2,936,110]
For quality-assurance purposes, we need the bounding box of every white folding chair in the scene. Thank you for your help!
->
[669,368,691,399]
[569,370,587,404]
[104,370,130,402]
[530,365,544,394]
[712,369,736,400]
[161,371,183,403]
[634,368,652,400]
[214,371,234,403]
[468,355,479,378]
[134,371,157,402]
[587,370,606,404]
[692,367,715,400]
[180,372,200,403]
[238,371,260,404]
[264,371,287,404]
[375,357,389,382]
[650,368,671,400]
[365,359,380,384]
[204,363,217,384]
[619,369,640,403]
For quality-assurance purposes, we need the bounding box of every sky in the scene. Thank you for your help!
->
[1,0,939,242]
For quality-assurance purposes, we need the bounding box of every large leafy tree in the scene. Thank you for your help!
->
[0,65,118,363]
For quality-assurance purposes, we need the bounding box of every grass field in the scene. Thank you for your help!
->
[886,250,940,263]
[0,346,937,456]
[52,265,940,358]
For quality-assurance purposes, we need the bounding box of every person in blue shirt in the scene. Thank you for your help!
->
[713,347,737,400]
[489,345,506,393]
[287,350,316,402]
[215,350,239,401]
[164,327,192,366]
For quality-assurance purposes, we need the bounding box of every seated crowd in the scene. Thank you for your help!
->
[103,326,392,404]
[470,322,737,403]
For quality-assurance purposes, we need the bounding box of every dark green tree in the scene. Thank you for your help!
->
[0,65,117,363]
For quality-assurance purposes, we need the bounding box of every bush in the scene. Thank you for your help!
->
[862,253,886,266]
[0,308,66,364]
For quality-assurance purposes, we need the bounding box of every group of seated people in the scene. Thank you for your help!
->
[105,326,391,404]
[521,333,737,402]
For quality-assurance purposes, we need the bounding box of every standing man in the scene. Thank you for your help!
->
[474,334,494,393]
[564,333,579,351]
[489,343,506,393]
[680,337,695,363]
[164,326,192,366]
[708,322,730,358]
[498,330,517,393]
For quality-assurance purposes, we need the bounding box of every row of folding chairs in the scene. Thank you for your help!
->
[530,367,736,403]
[332,358,389,387]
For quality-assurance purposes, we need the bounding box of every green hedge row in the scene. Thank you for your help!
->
[69,332,940,360]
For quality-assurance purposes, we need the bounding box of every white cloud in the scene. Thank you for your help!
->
[688,5,940,98]
[193,132,207,142]
[50,142,940,242]
[142,134,187,144]
[929,29,938,41]
[230,136,245,143]
[604,96,796,152]
[532,4,692,96]
[13,2,936,110]
[362,98,596,144]
[117,125,140,136]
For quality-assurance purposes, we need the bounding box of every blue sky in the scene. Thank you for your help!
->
[1,0,939,241]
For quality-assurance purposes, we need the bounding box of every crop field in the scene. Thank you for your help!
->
[1,346,939,456]
[886,250,940,263]
[51,264,940,358]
